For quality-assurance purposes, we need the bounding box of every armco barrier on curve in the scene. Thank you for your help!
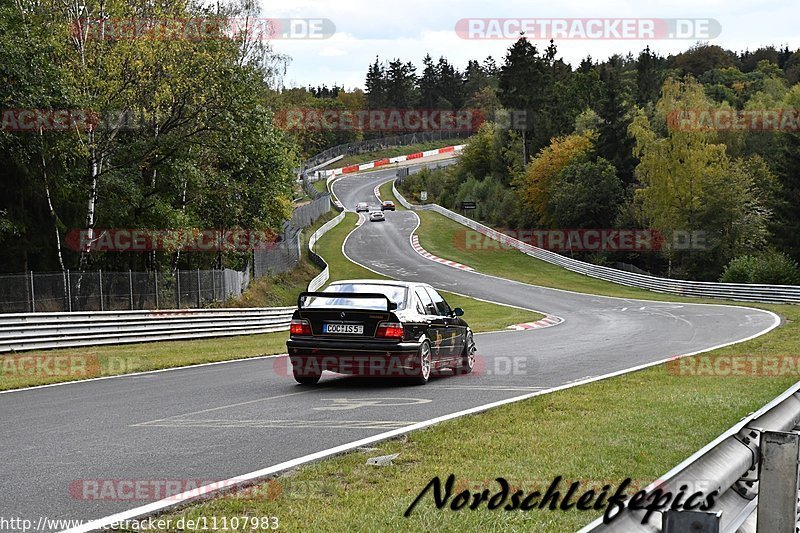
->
[392,181,800,305]
[307,210,347,292]
[0,307,295,353]
[580,382,800,532]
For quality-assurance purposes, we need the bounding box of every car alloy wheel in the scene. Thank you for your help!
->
[457,332,476,375]
[412,341,432,385]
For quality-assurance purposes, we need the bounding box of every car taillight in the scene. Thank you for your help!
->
[376,322,404,339]
[290,319,312,336]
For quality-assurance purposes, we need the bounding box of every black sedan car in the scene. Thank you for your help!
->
[286,280,476,385]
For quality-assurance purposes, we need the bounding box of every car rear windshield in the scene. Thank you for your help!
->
[306,284,407,310]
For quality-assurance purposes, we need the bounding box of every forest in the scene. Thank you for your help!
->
[2,0,799,283]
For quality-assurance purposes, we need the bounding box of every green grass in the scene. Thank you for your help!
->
[0,332,289,392]
[312,179,328,193]
[414,211,738,305]
[323,140,461,170]
[145,200,800,533]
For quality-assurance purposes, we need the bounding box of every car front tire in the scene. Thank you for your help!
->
[293,369,321,385]
[457,331,476,375]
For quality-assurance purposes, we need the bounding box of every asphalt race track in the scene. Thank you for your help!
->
[0,166,778,529]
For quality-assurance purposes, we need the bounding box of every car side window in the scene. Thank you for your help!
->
[426,287,452,316]
[415,288,437,315]
[415,295,425,314]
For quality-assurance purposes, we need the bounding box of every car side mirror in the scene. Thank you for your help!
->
[389,302,398,311]
[452,308,464,317]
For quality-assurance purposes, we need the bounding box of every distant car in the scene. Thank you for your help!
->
[356,202,369,212]
[286,280,475,385]
[369,211,385,222]
[381,201,396,211]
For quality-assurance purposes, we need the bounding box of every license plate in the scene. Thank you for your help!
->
[323,323,364,335]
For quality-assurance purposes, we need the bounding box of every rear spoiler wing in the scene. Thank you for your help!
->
[298,292,398,311]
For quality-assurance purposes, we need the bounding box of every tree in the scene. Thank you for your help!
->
[629,78,774,278]
[385,59,417,108]
[365,57,387,109]
[549,158,624,228]
[514,131,595,226]
[596,55,637,185]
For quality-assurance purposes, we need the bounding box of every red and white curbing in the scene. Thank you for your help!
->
[320,145,464,179]
[411,235,474,271]
[507,315,564,331]
[374,185,382,201]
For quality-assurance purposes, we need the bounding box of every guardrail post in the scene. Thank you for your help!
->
[99,269,104,311]
[756,430,800,533]
[29,271,35,312]
[196,268,201,308]
[128,269,133,310]
[66,269,72,312]
[663,510,721,532]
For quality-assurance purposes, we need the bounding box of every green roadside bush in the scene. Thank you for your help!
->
[720,251,800,285]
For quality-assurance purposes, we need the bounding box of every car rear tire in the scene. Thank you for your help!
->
[457,331,476,375]
[293,369,321,385]
[410,341,432,385]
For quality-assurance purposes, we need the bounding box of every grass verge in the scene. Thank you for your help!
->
[0,332,289,392]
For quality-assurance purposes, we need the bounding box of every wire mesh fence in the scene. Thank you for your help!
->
[254,194,334,278]
[0,269,248,313]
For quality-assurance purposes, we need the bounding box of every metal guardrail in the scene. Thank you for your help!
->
[0,308,294,353]
[307,211,347,292]
[578,382,800,533]
[392,181,800,305]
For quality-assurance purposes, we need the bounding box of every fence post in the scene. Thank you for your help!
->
[176,271,181,308]
[196,268,201,308]
[221,269,227,303]
[154,271,159,309]
[66,269,72,312]
[99,269,104,312]
[128,269,134,310]
[756,430,800,533]
[211,270,216,302]
[30,271,35,313]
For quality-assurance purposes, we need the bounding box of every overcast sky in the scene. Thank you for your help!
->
[261,0,800,90]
